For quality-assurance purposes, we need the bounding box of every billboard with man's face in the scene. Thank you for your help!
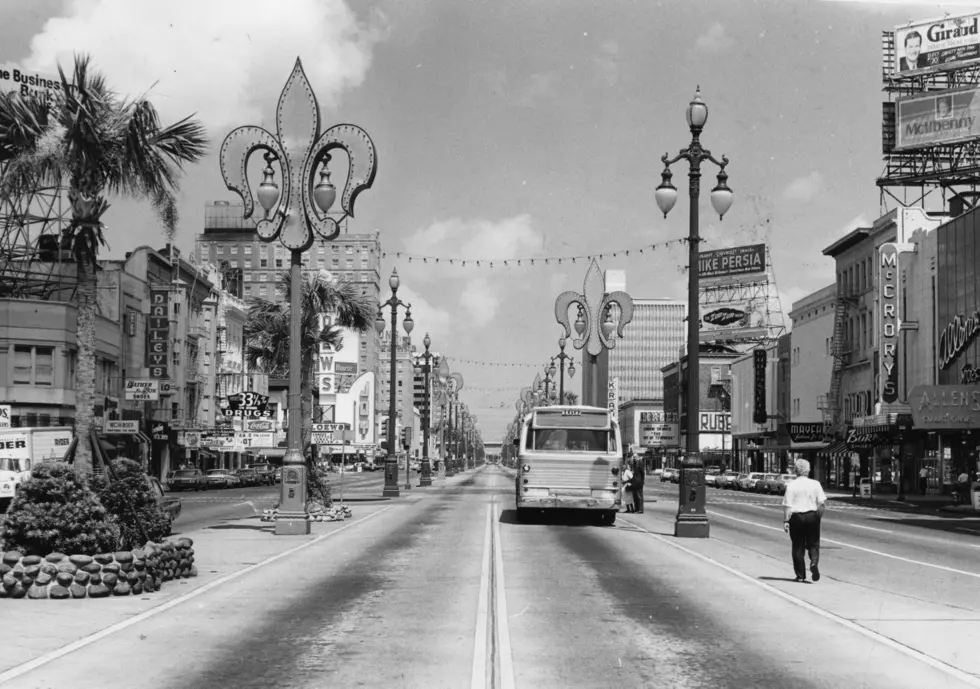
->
[894,13,980,75]
[895,89,980,151]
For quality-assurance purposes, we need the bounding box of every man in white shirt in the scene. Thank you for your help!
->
[782,458,827,583]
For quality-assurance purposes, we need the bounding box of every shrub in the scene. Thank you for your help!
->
[306,457,332,509]
[93,458,171,550]
[1,462,118,556]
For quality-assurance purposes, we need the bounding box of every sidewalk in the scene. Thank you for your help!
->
[824,488,979,515]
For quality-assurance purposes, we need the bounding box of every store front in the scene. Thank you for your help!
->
[908,385,980,495]
[844,413,913,495]
[787,423,829,483]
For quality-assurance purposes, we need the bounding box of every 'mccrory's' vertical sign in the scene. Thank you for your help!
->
[879,244,901,404]
[147,287,170,379]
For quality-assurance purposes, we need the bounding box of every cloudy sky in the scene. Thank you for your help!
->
[1,0,971,439]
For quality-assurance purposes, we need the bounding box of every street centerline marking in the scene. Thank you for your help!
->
[0,506,396,685]
[492,502,516,689]
[471,503,493,688]
[621,517,980,688]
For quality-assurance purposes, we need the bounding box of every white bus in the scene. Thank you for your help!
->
[513,405,625,525]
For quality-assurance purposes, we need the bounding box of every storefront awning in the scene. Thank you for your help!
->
[258,448,287,459]
[847,428,897,449]
[817,439,849,459]
[197,449,218,459]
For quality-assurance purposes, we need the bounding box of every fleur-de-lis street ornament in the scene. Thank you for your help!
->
[446,372,464,474]
[218,58,377,537]
[219,58,377,251]
[554,259,634,407]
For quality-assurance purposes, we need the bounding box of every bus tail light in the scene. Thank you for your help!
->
[522,464,530,472]
[611,466,619,475]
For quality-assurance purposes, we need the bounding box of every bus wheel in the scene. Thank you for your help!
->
[602,511,616,526]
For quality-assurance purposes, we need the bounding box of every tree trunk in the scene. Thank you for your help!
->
[74,257,98,476]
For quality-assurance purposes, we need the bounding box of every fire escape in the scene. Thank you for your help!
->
[822,296,851,437]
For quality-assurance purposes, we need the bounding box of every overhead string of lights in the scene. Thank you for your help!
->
[379,237,691,267]
[445,357,545,369]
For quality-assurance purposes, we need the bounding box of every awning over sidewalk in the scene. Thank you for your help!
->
[847,426,898,449]
[817,439,848,459]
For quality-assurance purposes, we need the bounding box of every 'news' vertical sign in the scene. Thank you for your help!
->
[147,287,170,379]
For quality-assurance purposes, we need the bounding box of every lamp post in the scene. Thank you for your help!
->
[555,260,634,407]
[375,268,414,498]
[219,58,377,536]
[655,86,734,539]
[554,336,576,403]
[413,333,434,487]
[547,359,558,403]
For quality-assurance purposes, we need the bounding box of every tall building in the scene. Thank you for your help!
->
[580,270,686,406]
[378,333,417,453]
[196,200,385,420]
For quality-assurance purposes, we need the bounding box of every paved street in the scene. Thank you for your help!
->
[4,465,980,688]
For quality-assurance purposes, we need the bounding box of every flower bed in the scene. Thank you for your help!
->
[260,502,352,523]
[0,537,197,600]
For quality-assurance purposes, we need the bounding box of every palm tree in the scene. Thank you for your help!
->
[245,270,374,501]
[0,55,208,475]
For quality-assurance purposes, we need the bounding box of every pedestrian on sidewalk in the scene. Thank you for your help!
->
[919,466,929,494]
[783,458,827,583]
[622,463,634,513]
[631,455,645,514]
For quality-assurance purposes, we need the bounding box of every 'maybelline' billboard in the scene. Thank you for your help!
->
[895,89,980,151]
[894,12,980,75]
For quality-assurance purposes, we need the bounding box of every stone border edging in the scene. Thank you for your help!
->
[0,538,197,600]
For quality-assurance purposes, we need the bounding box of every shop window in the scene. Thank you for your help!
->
[13,345,54,386]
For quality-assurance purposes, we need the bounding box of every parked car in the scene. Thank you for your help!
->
[235,468,259,486]
[249,463,276,485]
[754,473,779,493]
[148,477,181,523]
[274,466,282,482]
[771,474,797,495]
[715,470,739,489]
[704,467,722,487]
[168,468,208,492]
[660,468,675,482]
[737,472,767,492]
[206,469,240,489]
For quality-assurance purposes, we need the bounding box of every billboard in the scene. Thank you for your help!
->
[335,362,358,393]
[894,13,980,76]
[0,63,61,104]
[698,244,766,280]
[699,299,768,342]
[895,89,980,151]
[639,411,679,448]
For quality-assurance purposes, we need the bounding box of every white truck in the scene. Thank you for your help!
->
[0,457,30,510]
[0,428,74,509]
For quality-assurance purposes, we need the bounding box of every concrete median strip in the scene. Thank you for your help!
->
[621,516,980,688]
[0,506,395,685]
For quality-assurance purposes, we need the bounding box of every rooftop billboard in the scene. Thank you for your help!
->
[698,243,766,281]
[0,62,61,104]
[895,88,980,151]
[894,12,980,76]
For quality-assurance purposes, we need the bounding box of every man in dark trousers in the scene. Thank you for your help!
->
[782,458,827,582]
[631,454,645,514]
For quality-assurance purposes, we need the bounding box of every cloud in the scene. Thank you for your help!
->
[782,171,823,202]
[514,72,559,108]
[460,277,500,327]
[696,23,734,52]
[22,0,387,133]
[839,213,870,234]
[403,214,544,268]
[393,283,453,345]
[593,41,619,86]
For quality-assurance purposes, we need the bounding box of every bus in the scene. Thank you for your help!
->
[513,405,625,525]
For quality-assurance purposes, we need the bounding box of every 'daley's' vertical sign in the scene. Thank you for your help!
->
[147,287,170,379]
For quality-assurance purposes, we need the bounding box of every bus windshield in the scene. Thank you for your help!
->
[526,428,616,453]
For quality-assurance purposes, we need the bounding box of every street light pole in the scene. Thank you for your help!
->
[414,333,434,486]
[219,58,377,536]
[655,86,734,539]
[376,268,413,498]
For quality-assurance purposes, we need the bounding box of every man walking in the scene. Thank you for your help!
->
[782,458,827,583]
[631,455,645,514]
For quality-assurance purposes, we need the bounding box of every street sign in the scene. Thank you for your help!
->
[160,381,174,397]
[125,379,159,401]
[234,432,274,449]
[312,432,335,445]
[312,423,349,432]
[105,420,140,434]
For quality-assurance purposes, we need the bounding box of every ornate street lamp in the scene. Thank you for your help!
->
[655,86,734,539]
[220,58,377,536]
[554,335,575,403]
[413,333,435,487]
[376,268,414,497]
[555,260,634,407]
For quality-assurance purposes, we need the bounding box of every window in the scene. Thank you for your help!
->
[346,259,353,269]
[244,245,252,255]
[260,258,268,268]
[13,345,54,386]
[231,245,238,254]
[346,246,353,255]
[259,285,268,297]
[217,245,225,255]
[528,428,611,452]
[244,259,252,269]
[275,258,283,268]
[332,258,339,267]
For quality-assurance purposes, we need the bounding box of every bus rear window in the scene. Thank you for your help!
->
[528,428,612,452]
